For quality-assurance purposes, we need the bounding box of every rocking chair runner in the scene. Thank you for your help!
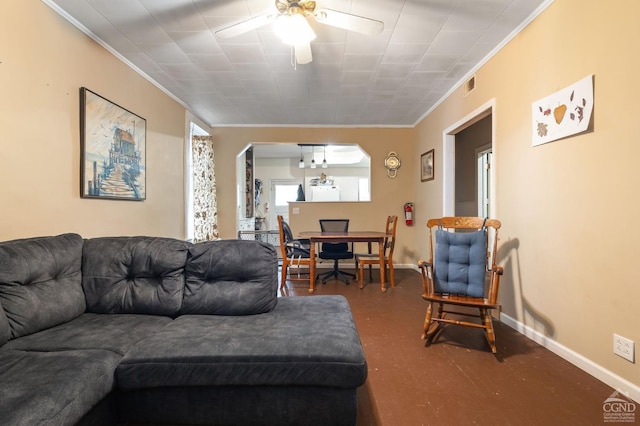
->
[418,217,504,353]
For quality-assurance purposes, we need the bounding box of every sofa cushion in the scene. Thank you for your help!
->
[0,233,85,339]
[117,295,367,390]
[2,313,172,356]
[0,349,121,426]
[82,236,191,316]
[181,239,278,315]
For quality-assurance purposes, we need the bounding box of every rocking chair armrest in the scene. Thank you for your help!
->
[486,264,504,304]
[492,265,504,275]
[417,260,432,269]
[417,260,434,295]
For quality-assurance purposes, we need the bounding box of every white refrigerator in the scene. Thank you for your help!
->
[310,186,340,201]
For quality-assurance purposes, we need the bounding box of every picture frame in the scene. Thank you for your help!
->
[80,87,146,200]
[531,74,594,146]
[420,149,434,182]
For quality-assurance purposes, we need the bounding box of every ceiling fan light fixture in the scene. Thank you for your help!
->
[274,13,316,45]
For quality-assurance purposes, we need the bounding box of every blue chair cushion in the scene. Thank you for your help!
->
[433,229,487,298]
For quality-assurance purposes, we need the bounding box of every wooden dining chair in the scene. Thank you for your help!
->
[277,215,315,290]
[418,217,503,353]
[354,215,398,290]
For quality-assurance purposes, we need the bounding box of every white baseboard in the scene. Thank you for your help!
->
[500,313,640,403]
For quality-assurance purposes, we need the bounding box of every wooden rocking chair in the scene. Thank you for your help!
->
[418,217,503,353]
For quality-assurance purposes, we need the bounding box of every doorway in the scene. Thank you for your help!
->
[477,146,492,218]
[186,122,216,242]
[443,99,496,217]
[453,115,492,216]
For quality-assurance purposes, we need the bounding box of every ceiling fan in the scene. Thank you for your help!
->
[215,0,384,65]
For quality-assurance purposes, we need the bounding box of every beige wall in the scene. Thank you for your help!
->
[0,1,187,240]
[414,0,639,397]
[211,127,418,265]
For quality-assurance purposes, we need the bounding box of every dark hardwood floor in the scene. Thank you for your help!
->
[280,268,621,426]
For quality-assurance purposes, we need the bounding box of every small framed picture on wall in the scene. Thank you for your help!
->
[420,149,434,182]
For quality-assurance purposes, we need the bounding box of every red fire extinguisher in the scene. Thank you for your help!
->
[404,202,414,226]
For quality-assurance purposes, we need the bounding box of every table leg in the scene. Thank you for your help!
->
[367,242,373,281]
[378,239,386,292]
[308,240,316,293]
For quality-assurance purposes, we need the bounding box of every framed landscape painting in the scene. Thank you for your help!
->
[80,87,146,200]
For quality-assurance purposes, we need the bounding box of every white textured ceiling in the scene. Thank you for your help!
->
[45,0,550,127]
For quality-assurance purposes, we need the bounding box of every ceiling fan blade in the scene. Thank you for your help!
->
[295,42,313,64]
[314,8,384,36]
[215,13,273,39]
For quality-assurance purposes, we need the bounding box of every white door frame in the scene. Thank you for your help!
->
[476,144,492,218]
[442,99,496,216]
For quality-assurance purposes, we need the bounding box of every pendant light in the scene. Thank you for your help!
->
[298,145,305,168]
[322,145,328,168]
[310,146,316,168]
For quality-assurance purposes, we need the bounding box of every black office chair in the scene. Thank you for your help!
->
[318,219,355,284]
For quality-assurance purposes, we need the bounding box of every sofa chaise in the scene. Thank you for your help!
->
[0,233,367,426]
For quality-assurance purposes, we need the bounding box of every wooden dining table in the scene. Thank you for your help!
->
[298,230,390,293]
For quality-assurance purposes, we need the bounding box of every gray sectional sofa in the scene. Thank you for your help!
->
[0,233,367,426]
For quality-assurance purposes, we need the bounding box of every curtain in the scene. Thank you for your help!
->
[192,135,218,242]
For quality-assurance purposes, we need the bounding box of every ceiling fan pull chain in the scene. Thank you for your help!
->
[290,45,297,70]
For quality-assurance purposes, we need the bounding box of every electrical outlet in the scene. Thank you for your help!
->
[613,334,635,363]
